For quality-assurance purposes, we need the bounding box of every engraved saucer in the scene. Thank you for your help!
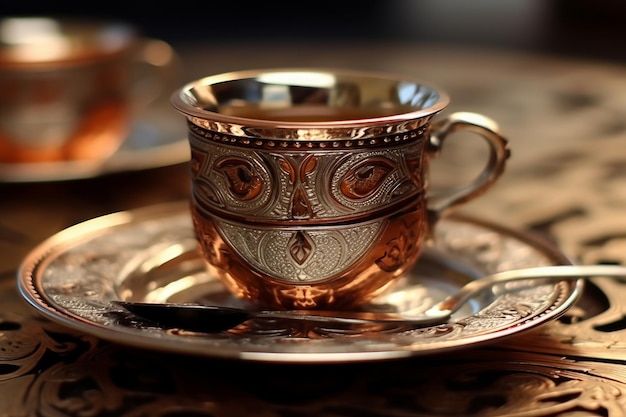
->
[17,201,583,363]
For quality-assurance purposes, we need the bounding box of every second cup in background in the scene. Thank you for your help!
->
[0,17,178,163]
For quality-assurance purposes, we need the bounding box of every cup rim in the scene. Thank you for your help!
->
[170,67,450,129]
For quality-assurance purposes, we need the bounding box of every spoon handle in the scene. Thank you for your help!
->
[433,264,626,314]
[255,309,445,325]
[112,300,436,332]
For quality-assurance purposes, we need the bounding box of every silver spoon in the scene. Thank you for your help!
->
[112,264,626,333]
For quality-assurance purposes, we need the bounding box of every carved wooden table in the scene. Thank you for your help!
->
[2,42,626,416]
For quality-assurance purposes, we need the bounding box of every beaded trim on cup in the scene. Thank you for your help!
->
[187,121,429,150]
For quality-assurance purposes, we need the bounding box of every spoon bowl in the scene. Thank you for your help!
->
[113,264,626,333]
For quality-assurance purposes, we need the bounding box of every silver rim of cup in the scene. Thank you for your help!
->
[170,67,450,137]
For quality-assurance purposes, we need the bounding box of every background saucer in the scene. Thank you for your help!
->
[0,107,188,183]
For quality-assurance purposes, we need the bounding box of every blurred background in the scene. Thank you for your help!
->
[2,0,625,230]
[3,0,626,64]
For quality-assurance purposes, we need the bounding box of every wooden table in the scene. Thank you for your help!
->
[3,41,626,416]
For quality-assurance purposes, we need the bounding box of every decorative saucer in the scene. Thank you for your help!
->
[0,108,188,183]
[18,202,583,363]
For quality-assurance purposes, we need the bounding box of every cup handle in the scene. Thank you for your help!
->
[427,111,510,219]
[130,38,180,110]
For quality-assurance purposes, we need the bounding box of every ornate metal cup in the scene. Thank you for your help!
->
[171,68,509,309]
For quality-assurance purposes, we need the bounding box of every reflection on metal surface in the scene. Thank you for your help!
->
[0,108,188,183]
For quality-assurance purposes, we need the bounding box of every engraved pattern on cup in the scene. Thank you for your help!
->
[189,125,427,286]
[218,221,383,282]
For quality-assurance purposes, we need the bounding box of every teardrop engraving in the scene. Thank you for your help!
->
[340,158,397,199]
[300,154,318,178]
[289,231,314,265]
[278,157,296,183]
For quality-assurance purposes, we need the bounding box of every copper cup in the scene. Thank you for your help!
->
[0,17,177,163]
[171,68,509,310]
